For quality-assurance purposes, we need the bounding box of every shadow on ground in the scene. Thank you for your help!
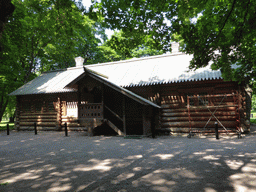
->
[0,128,256,192]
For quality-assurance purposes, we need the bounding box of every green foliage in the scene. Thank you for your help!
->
[91,0,256,89]
[0,121,14,131]
[104,30,164,59]
[251,119,256,124]
[252,94,256,111]
[0,0,110,121]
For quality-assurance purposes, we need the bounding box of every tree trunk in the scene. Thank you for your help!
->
[0,96,9,122]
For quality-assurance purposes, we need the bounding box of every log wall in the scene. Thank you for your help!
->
[127,79,250,134]
[16,93,86,131]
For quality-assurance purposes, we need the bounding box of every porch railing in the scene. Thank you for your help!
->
[79,103,103,119]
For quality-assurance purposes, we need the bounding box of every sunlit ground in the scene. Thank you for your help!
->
[0,128,256,192]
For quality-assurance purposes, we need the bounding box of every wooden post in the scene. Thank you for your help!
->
[7,124,9,135]
[15,97,20,131]
[57,97,62,131]
[151,108,156,138]
[123,96,126,135]
[34,122,37,135]
[88,118,96,136]
[77,84,81,121]
[65,122,67,136]
[142,105,151,135]
[215,122,219,140]
[101,84,104,119]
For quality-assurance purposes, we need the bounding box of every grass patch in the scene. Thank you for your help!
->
[251,110,256,124]
[0,121,15,131]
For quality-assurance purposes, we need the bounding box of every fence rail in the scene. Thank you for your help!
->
[79,103,103,119]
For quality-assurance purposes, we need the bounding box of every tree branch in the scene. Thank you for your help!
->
[215,0,237,41]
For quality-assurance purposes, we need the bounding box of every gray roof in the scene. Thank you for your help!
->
[86,53,222,87]
[9,67,84,96]
[9,53,223,96]
[82,69,160,108]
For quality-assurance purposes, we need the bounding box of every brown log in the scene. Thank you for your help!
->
[61,119,79,123]
[20,112,57,116]
[20,122,56,127]
[162,111,237,117]
[160,127,237,133]
[189,105,238,109]
[62,116,78,120]
[20,119,57,123]
[20,115,57,119]
[162,107,237,113]
[161,104,180,109]
[61,122,82,127]
[161,121,236,128]
[162,116,236,122]
[212,102,235,106]
[19,126,57,131]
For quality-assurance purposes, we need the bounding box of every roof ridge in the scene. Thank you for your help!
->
[42,68,66,74]
[86,52,185,68]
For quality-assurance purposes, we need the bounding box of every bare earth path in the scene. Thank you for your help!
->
[1,126,256,192]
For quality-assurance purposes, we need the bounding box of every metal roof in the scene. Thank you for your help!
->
[9,52,223,96]
[9,67,85,96]
[86,53,222,87]
[82,69,160,108]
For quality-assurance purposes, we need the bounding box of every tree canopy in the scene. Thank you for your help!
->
[91,0,256,89]
[0,0,113,121]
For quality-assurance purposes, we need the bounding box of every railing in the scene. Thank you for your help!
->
[79,103,103,119]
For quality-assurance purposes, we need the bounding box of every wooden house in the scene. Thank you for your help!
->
[9,50,252,136]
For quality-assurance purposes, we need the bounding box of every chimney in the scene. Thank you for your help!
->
[75,56,84,67]
[171,42,180,53]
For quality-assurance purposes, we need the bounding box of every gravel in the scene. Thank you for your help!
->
[1,126,256,192]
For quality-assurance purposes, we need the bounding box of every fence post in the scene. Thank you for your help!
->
[215,122,219,140]
[34,122,37,135]
[65,122,68,137]
[7,124,9,135]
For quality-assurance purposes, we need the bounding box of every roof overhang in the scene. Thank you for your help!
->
[65,67,161,109]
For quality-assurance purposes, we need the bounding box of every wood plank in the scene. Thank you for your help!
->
[162,111,237,117]
[162,107,237,113]
[106,120,124,136]
[161,121,237,128]
[105,105,123,122]
[20,115,57,119]
[20,112,57,115]
[20,122,56,127]
[160,127,237,133]
[189,105,238,109]
[20,119,57,122]
[162,116,236,122]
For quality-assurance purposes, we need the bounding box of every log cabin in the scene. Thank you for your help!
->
[9,47,252,136]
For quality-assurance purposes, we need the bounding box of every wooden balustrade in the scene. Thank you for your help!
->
[79,103,103,119]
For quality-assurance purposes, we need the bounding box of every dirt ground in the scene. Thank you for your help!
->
[0,125,256,192]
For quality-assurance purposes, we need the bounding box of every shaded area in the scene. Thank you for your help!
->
[93,122,118,136]
[0,129,256,192]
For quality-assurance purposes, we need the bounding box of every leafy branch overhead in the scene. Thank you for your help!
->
[0,0,110,121]
[90,0,256,88]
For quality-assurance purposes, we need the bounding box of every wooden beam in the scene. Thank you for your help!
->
[123,96,126,135]
[102,83,105,119]
[77,84,81,120]
[16,96,21,131]
[106,120,124,136]
[105,105,123,122]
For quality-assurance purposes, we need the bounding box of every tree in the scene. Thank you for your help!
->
[104,30,164,59]
[90,0,256,90]
[0,0,104,121]
[252,94,256,112]
[0,0,15,52]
